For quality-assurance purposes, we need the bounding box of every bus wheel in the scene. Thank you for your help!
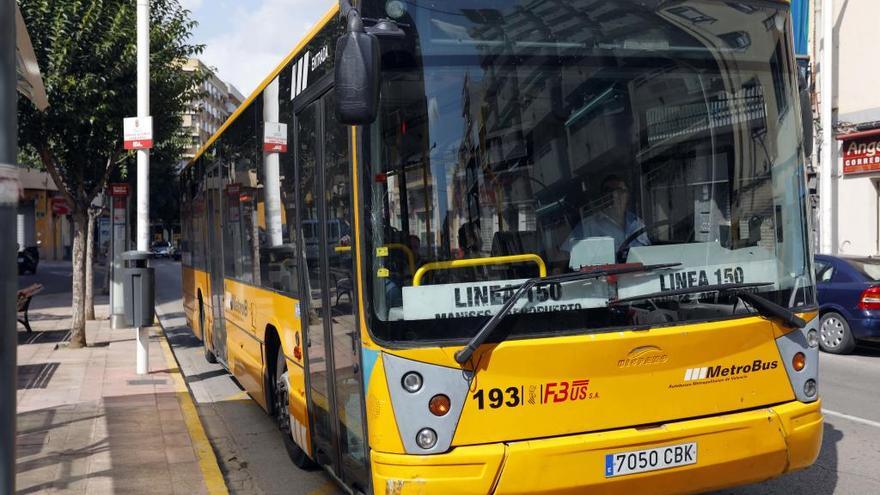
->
[274,347,316,469]
[200,302,217,364]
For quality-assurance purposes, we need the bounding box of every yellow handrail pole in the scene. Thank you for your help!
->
[412,254,547,287]
[384,243,416,275]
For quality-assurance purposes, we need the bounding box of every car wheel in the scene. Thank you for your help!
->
[274,347,316,469]
[819,312,856,354]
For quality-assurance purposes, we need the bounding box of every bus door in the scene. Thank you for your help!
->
[296,88,369,490]
[205,165,228,365]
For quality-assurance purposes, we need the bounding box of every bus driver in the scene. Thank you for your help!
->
[562,175,650,261]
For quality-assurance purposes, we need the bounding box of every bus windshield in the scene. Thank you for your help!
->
[362,0,814,344]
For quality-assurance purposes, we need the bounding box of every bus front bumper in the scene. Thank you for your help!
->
[370,400,823,495]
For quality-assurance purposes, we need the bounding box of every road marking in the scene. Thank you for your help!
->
[158,326,230,495]
[823,409,880,429]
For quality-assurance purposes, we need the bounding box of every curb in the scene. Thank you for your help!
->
[155,315,229,495]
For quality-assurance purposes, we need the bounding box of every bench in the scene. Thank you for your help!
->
[17,284,44,333]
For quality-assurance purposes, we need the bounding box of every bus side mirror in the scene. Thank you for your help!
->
[335,28,380,125]
[798,73,814,157]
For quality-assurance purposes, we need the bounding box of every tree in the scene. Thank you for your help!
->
[18,0,204,347]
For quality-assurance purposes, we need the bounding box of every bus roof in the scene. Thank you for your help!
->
[183,3,340,172]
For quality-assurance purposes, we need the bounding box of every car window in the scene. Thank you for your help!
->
[846,258,880,281]
[816,261,835,283]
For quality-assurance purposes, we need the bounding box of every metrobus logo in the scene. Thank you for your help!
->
[683,359,778,381]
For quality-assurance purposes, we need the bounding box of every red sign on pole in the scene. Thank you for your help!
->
[51,197,71,216]
[124,116,154,150]
[109,183,130,197]
[263,122,288,153]
[842,134,880,175]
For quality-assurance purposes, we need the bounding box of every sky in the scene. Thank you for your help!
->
[180,0,336,96]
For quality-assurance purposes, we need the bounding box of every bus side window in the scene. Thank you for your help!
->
[257,76,300,296]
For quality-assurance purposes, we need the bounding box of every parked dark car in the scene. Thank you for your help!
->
[815,254,880,354]
[150,240,174,258]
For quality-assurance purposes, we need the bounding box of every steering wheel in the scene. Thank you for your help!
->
[614,219,679,262]
[615,225,648,263]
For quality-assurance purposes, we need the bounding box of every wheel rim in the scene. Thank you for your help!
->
[820,316,845,348]
[275,368,291,434]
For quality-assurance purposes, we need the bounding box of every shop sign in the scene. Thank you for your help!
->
[842,135,880,175]
[109,183,129,197]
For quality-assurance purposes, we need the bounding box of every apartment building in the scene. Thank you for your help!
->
[180,58,241,162]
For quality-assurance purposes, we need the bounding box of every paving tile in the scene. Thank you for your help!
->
[16,293,214,494]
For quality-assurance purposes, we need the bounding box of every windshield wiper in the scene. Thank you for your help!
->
[453,263,681,364]
[610,282,806,329]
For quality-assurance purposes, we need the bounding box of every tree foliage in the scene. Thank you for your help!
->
[17,0,205,346]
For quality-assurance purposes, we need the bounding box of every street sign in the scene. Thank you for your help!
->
[50,197,70,216]
[109,183,130,197]
[123,116,153,150]
[263,122,288,153]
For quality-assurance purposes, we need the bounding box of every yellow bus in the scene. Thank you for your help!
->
[179,1,823,493]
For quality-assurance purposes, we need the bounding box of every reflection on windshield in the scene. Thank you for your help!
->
[362,0,814,343]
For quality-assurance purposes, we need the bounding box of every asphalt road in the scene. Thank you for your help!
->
[147,259,880,495]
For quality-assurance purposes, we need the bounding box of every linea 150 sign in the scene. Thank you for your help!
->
[123,116,153,150]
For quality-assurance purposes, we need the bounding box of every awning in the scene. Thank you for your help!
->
[15,5,48,111]
[835,128,880,141]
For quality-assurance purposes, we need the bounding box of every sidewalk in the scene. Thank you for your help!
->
[15,290,227,494]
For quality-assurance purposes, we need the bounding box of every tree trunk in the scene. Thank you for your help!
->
[84,209,97,320]
[70,211,88,348]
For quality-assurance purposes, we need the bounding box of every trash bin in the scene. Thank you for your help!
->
[122,250,155,327]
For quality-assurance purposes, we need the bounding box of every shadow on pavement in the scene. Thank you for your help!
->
[16,392,204,494]
[851,343,880,358]
[17,329,71,346]
[17,363,61,390]
[163,324,206,350]
[186,369,230,384]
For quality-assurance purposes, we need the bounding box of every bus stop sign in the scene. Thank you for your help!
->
[123,117,153,150]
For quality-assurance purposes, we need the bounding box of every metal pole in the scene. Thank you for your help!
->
[136,0,150,374]
[0,0,18,491]
[819,0,834,254]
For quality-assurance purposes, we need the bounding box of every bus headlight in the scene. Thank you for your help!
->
[804,379,817,398]
[807,328,819,348]
[401,372,423,393]
[416,428,437,449]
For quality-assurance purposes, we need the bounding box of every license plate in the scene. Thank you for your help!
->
[605,442,697,478]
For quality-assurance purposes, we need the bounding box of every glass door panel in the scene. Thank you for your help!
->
[322,90,368,487]
[206,166,227,364]
[298,90,368,491]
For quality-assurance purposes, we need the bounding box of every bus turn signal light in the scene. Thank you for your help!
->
[792,352,806,372]
[429,394,451,416]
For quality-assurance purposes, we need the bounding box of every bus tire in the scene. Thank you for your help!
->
[200,299,217,364]
[274,347,316,470]
[819,311,856,354]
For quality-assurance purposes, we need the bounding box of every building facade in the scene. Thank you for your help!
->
[815,0,880,256]
[18,169,73,261]
[180,58,243,162]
